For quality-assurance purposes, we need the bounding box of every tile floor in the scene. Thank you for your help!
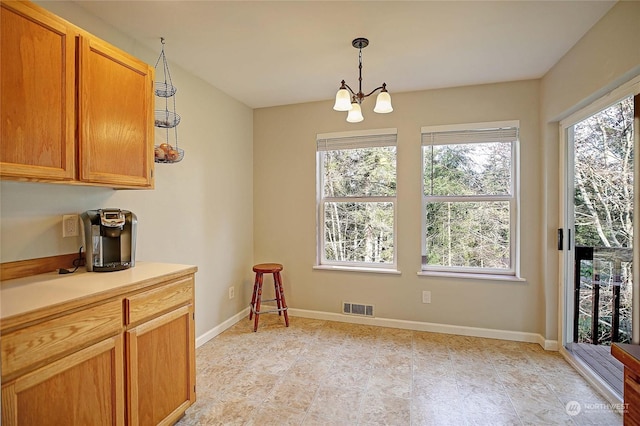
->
[176,315,623,425]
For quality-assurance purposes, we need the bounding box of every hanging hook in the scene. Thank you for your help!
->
[160,37,165,45]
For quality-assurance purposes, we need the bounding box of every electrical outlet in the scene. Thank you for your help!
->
[62,214,79,238]
[422,290,431,304]
[228,286,235,299]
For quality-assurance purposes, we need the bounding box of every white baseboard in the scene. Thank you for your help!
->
[195,307,250,348]
[288,308,558,351]
[194,306,558,351]
[539,337,560,351]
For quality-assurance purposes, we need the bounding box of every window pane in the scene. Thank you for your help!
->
[424,143,511,196]
[573,96,634,248]
[424,201,510,269]
[323,147,396,197]
[324,201,394,264]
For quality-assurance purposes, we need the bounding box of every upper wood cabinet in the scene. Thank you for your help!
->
[78,37,154,187]
[0,0,155,189]
[0,1,76,180]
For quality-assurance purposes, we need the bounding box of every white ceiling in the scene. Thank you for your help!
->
[73,1,615,109]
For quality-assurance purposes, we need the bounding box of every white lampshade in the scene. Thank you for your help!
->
[374,91,393,113]
[333,89,352,111]
[346,102,364,123]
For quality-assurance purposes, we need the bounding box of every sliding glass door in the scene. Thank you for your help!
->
[561,90,638,397]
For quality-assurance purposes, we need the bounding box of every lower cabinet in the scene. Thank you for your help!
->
[0,270,196,425]
[612,343,640,425]
[126,305,196,426]
[2,335,124,426]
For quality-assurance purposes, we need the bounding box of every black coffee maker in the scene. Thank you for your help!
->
[80,209,137,272]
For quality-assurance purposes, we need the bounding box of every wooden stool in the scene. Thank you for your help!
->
[249,263,289,332]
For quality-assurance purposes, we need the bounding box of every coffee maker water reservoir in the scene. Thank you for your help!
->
[80,209,137,272]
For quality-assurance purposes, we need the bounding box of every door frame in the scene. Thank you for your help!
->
[558,76,640,350]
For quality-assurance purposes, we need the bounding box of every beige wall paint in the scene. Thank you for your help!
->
[540,1,640,342]
[2,1,637,344]
[1,1,255,338]
[254,80,544,334]
[541,1,640,123]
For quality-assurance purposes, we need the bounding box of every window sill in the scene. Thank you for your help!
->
[313,265,401,275]
[417,270,526,282]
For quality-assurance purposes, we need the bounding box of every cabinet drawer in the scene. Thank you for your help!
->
[1,299,122,381]
[125,277,193,326]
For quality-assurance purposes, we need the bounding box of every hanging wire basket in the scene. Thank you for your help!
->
[154,144,184,163]
[154,110,181,128]
[153,38,184,164]
[154,82,176,98]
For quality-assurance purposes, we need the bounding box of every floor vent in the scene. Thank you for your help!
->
[342,302,374,317]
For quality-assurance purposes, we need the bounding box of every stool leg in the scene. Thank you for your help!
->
[249,272,259,321]
[253,272,264,332]
[275,271,289,327]
[273,273,282,316]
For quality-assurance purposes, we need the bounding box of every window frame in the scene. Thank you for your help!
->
[420,121,520,277]
[316,128,398,271]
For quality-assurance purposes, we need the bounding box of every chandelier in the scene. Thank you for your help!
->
[333,37,393,123]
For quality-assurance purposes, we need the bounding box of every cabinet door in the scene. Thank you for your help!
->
[126,304,196,426]
[78,36,154,188]
[1,335,125,426]
[0,1,75,181]
[624,369,640,425]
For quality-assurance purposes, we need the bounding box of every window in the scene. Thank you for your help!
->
[316,128,397,270]
[421,121,519,275]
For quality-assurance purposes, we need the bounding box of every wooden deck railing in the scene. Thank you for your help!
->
[574,246,634,345]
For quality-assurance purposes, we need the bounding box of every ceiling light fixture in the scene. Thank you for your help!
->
[333,37,393,123]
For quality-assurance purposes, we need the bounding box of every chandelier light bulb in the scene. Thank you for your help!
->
[346,102,364,123]
[374,88,393,113]
[333,88,352,111]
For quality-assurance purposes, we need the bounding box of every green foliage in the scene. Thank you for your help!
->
[324,147,396,197]
[573,96,634,345]
[423,142,512,269]
[573,97,634,249]
[322,146,396,264]
[424,143,511,196]
[324,202,394,263]
[425,201,510,269]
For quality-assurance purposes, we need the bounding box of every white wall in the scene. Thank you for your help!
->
[0,1,255,338]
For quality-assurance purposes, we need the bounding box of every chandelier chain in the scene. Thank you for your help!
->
[357,48,364,103]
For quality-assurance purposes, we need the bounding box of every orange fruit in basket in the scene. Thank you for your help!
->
[154,147,166,160]
[167,149,180,161]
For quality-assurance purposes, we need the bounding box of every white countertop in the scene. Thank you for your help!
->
[1,261,196,322]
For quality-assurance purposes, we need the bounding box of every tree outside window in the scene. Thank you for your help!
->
[572,96,634,344]
[316,130,397,268]
[421,123,519,275]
